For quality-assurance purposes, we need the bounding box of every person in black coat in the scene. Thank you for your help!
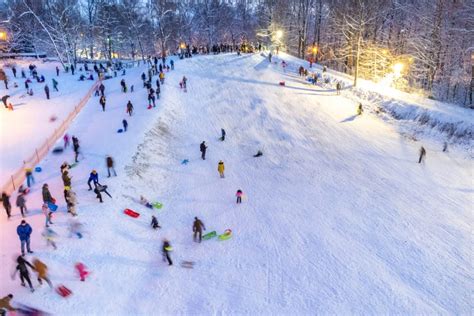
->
[151,215,161,229]
[99,95,106,111]
[44,85,50,99]
[13,256,35,292]
[200,141,207,160]
[1,192,11,218]
[122,119,128,132]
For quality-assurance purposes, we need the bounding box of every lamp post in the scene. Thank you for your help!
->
[311,45,318,68]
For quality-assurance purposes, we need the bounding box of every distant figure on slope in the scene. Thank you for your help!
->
[44,84,50,99]
[193,217,206,243]
[357,103,363,115]
[106,156,117,177]
[63,133,70,148]
[42,227,58,250]
[1,192,11,219]
[99,95,106,111]
[94,184,112,203]
[17,220,33,256]
[126,101,134,116]
[140,196,153,209]
[32,258,53,288]
[122,119,128,132]
[16,192,27,217]
[151,215,161,229]
[236,189,243,204]
[217,160,225,178]
[221,128,226,141]
[336,82,341,95]
[162,239,173,265]
[72,136,80,162]
[87,170,99,191]
[13,256,35,292]
[75,262,89,281]
[253,150,263,157]
[52,78,59,91]
[159,71,165,84]
[418,146,426,164]
[442,142,448,152]
[200,141,207,160]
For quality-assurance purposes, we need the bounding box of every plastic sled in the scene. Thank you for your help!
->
[147,104,153,109]
[153,202,163,209]
[218,229,232,241]
[180,261,195,269]
[124,208,140,218]
[117,129,123,133]
[181,159,189,165]
[69,162,78,169]
[56,285,72,298]
[52,147,64,154]
[279,81,285,86]
[202,231,217,240]
[47,202,58,212]
[35,166,42,172]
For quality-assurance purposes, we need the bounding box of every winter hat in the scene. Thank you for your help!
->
[92,170,97,174]
[64,186,71,191]
[21,220,26,224]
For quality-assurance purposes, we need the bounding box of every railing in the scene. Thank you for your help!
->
[1,80,100,195]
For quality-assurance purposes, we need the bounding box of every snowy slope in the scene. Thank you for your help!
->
[0,53,472,315]
[0,60,96,184]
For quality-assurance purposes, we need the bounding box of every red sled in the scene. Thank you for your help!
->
[147,104,153,109]
[56,285,72,298]
[279,81,285,86]
[124,208,140,218]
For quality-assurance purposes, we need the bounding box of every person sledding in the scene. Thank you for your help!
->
[87,170,99,191]
[193,217,206,243]
[217,160,225,178]
[12,256,35,292]
[162,239,173,265]
[140,196,153,208]
[200,141,207,160]
[151,215,161,229]
[94,184,112,203]
[42,227,58,250]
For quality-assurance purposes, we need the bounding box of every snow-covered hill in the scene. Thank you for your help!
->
[0,53,472,315]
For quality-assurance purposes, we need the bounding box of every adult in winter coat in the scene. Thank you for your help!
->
[14,256,35,292]
[126,101,134,116]
[159,71,165,84]
[16,193,27,217]
[52,78,58,91]
[122,119,128,132]
[217,160,225,178]
[17,220,33,256]
[72,136,80,162]
[25,168,35,187]
[43,204,53,227]
[44,85,50,99]
[162,239,173,265]
[99,95,106,111]
[87,170,99,190]
[32,259,52,288]
[221,128,226,141]
[418,146,426,164]
[193,217,206,243]
[1,192,11,218]
[94,184,112,203]
[62,170,72,187]
[65,188,78,216]
[151,215,161,229]
[0,294,17,313]
[106,156,117,177]
[200,141,207,160]
[99,83,105,96]
[357,103,363,115]
[170,60,174,70]
[42,184,53,204]
[60,161,71,174]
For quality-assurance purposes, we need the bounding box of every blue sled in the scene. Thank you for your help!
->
[181,159,189,165]
[48,202,58,212]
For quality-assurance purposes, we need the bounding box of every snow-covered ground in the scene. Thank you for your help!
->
[0,53,472,314]
[0,60,96,185]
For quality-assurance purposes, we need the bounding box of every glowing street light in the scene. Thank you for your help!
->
[392,62,404,76]
[180,42,186,49]
[0,31,7,41]
[275,30,283,39]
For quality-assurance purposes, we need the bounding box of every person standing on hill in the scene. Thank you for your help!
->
[13,256,35,292]
[106,156,117,177]
[99,83,105,96]
[200,141,207,160]
[17,220,33,256]
[162,239,173,266]
[193,217,206,243]
[99,95,106,111]
[32,258,53,288]
[1,192,11,219]
[236,189,243,204]
[42,184,54,204]
[52,78,59,92]
[221,128,226,141]
[16,192,27,217]
[44,85,50,99]
[217,160,225,178]
[126,101,134,116]
[122,119,128,132]
[87,170,99,191]
[418,146,426,164]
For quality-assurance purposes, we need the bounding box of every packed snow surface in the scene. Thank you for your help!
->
[0,53,472,315]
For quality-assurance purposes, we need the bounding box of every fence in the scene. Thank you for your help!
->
[1,80,100,195]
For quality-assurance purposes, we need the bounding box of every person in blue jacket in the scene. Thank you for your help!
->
[17,220,33,256]
[87,170,99,191]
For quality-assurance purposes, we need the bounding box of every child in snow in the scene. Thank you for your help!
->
[217,160,225,178]
[75,262,89,281]
[16,192,27,217]
[12,256,35,292]
[162,239,173,266]
[42,227,58,250]
[126,101,134,116]
[151,215,161,229]
[140,196,153,209]
[42,204,53,227]
[236,190,243,204]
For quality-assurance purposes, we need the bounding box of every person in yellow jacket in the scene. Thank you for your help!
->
[217,160,225,178]
[32,258,52,288]
[159,71,165,84]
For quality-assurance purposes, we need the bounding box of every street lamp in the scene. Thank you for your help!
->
[0,31,7,41]
[275,30,283,40]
